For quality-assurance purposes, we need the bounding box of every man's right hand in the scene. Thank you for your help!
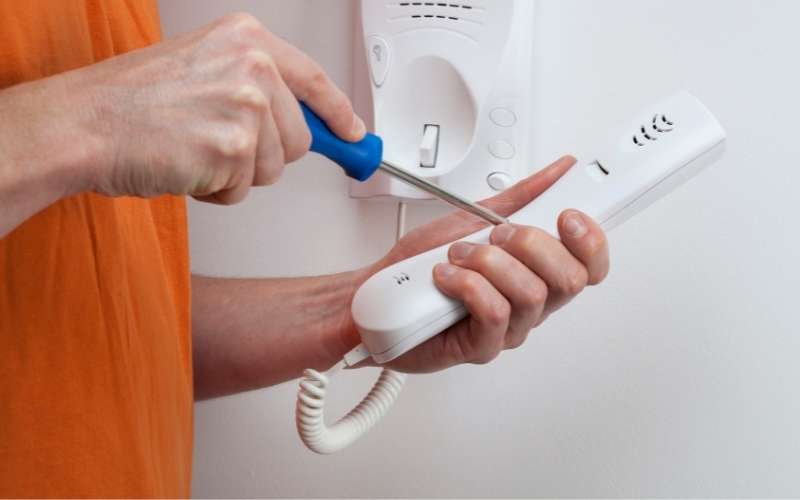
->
[69,12,365,204]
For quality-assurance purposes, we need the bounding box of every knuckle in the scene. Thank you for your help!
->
[303,66,331,99]
[521,281,548,308]
[581,232,607,262]
[231,83,267,109]
[513,227,541,251]
[223,12,263,34]
[473,245,501,268]
[240,50,277,79]
[485,299,511,329]
[563,266,589,296]
[216,127,255,158]
[460,273,483,296]
[309,65,329,86]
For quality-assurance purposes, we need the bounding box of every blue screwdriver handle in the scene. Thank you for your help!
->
[300,102,383,182]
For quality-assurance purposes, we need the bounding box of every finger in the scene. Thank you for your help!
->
[253,109,286,186]
[490,224,588,312]
[193,162,254,205]
[269,78,312,163]
[390,156,578,253]
[558,210,610,285]
[382,320,471,373]
[447,242,547,347]
[264,33,366,142]
[432,263,510,364]
[481,155,576,216]
[193,106,258,204]
[228,49,303,177]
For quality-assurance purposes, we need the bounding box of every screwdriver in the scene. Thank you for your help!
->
[300,103,509,226]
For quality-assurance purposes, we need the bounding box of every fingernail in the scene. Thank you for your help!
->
[435,263,458,278]
[450,242,475,261]
[563,212,588,237]
[351,115,366,138]
[491,224,515,245]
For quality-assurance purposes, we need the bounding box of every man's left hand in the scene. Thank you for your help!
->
[352,155,610,372]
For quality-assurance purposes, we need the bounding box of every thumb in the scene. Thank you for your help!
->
[480,155,576,216]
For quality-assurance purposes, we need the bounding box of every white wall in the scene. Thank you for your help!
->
[158,1,800,497]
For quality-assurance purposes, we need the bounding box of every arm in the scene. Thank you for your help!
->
[0,71,100,236]
[0,12,364,238]
[191,156,611,398]
[191,272,364,399]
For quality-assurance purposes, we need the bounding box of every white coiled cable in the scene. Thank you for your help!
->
[295,352,407,454]
[296,201,409,454]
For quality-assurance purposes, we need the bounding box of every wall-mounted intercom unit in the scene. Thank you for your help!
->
[350,0,536,201]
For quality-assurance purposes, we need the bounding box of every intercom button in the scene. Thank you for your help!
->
[488,140,515,160]
[366,36,390,87]
[489,107,516,127]
[487,172,513,191]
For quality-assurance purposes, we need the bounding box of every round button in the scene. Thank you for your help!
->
[489,107,517,127]
[488,140,515,160]
[487,172,513,191]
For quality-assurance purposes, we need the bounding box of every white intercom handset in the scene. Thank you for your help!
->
[296,92,727,454]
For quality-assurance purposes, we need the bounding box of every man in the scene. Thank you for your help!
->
[0,1,609,497]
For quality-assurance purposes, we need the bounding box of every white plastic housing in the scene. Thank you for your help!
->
[352,92,727,363]
[351,0,535,201]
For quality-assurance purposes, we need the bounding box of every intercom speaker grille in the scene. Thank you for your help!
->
[633,114,675,147]
[387,1,487,39]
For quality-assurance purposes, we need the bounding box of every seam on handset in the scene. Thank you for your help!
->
[599,139,725,227]
[373,304,466,356]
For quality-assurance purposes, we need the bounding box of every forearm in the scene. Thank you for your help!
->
[191,272,367,399]
[0,73,102,237]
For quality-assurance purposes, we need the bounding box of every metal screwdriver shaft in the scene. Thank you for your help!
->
[299,102,509,226]
[378,161,509,226]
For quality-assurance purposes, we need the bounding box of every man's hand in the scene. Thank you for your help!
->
[71,12,364,203]
[0,12,365,236]
[356,156,610,372]
[188,157,608,396]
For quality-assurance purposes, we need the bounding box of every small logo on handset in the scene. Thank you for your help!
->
[393,272,410,285]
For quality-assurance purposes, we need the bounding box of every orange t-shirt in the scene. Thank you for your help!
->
[0,1,193,497]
